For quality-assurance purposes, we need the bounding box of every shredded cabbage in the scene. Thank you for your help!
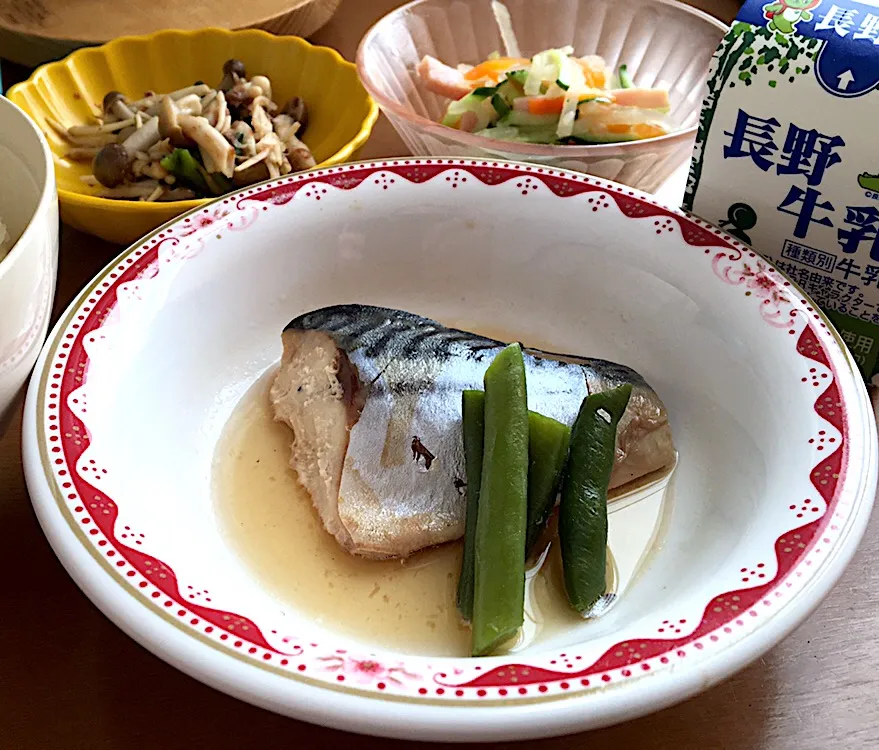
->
[555,57,586,138]
[491,1,521,59]
[525,48,573,96]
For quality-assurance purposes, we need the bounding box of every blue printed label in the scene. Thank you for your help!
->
[733,1,879,96]
[685,0,879,377]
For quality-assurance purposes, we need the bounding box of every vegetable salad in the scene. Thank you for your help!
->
[417,1,672,146]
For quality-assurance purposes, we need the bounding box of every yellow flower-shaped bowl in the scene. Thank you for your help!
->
[6,27,379,245]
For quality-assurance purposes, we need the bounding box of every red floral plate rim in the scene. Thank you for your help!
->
[28,158,876,709]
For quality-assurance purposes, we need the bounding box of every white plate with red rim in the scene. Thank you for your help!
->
[22,157,877,741]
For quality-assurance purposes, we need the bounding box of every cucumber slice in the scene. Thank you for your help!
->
[474,124,560,144]
[502,109,558,128]
[494,78,522,103]
[491,93,511,118]
[569,121,638,143]
[473,125,522,142]
[444,90,500,130]
[618,64,633,89]
[488,78,521,118]
[515,126,562,143]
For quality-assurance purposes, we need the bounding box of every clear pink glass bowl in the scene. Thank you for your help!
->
[357,0,727,193]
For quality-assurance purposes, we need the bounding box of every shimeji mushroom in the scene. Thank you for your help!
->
[160,187,198,200]
[158,97,189,147]
[219,59,246,92]
[232,161,270,186]
[121,116,162,156]
[203,91,231,133]
[94,179,162,199]
[68,117,139,138]
[230,121,257,159]
[225,76,272,112]
[251,102,273,141]
[178,114,235,178]
[133,84,213,116]
[66,148,103,162]
[49,114,118,150]
[158,94,205,144]
[92,116,165,188]
[147,139,174,163]
[280,97,308,136]
[174,94,204,117]
[102,91,135,122]
[274,115,316,170]
[92,143,131,187]
[71,56,318,200]
[234,131,285,181]
[250,75,272,99]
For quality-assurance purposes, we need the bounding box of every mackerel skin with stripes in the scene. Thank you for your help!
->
[269,305,675,559]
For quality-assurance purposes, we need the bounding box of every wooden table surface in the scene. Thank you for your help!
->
[2,1,878,747]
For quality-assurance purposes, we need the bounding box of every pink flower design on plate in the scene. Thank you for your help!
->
[180,213,218,237]
[744,265,781,299]
[712,253,793,328]
[319,655,419,685]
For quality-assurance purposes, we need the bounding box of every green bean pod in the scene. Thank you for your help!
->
[456,390,485,622]
[559,384,632,614]
[526,412,571,555]
[471,343,529,656]
[458,395,571,617]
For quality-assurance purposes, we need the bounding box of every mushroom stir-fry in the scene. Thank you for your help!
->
[49,59,316,201]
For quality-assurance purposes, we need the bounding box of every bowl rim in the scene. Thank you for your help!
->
[20,156,879,739]
[0,0,340,44]
[0,95,57,280]
[355,0,729,156]
[5,26,380,216]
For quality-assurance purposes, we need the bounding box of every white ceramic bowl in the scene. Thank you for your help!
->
[357,0,727,193]
[22,158,877,741]
[0,95,59,433]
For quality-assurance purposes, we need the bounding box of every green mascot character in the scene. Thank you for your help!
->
[763,0,822,34]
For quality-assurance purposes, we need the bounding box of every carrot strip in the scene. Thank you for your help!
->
[576,58,607,89]
[464,58,530,82]
[632,123,666,139]
[527,96,565,115]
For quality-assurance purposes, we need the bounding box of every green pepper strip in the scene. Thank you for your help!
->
[471,343,529,656]
[456,390,486,622]
[526,412,571,555]
[458,396,571,618]
[559,384,632,614]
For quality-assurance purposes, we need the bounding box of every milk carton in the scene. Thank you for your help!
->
[685,0,879,378]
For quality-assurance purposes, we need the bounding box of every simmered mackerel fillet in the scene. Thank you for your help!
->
[270,305,675,559]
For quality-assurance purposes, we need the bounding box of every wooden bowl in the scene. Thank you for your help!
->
[0,0,341,66]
